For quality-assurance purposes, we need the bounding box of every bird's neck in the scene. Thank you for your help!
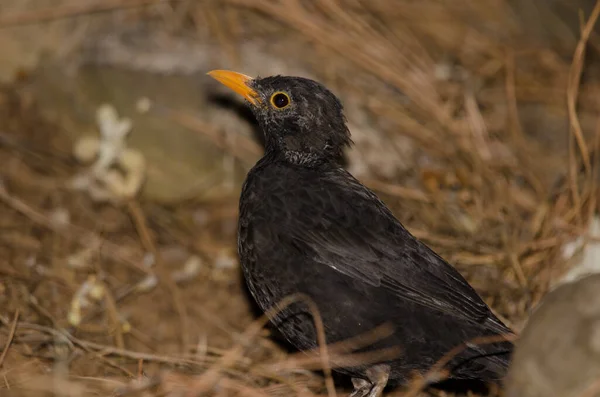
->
[282,150,324,167]
[264,145,339,168]
[261,121,345,168]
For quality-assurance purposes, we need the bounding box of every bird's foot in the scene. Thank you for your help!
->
[349,364,390,397]
[350,378,372,397]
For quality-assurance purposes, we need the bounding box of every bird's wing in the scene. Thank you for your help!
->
[288,171,504,331]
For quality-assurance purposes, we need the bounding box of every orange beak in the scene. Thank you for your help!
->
[207,70,261,105]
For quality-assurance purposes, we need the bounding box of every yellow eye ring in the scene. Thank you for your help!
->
[270,92,291,109]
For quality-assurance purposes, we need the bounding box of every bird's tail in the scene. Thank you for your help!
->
[452,338,514,382]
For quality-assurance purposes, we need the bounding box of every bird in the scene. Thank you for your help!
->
[208,69,515,397]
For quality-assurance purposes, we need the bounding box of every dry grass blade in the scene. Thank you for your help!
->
[404,333,518,397]
[263,346,402,372]
[566,0,600,224]
[0,0,178,27]
[307,323,395,357]
[578,375,600,397]
[504,49,525,141]
[100,280,126,350]
[127,201,191,352]
[189,292,337,397]
[0,310,20,368]
[225,0,455,134]
[0,184,151,276]
[362,179,432,203]
[0,0,595,396]
[9,321,208,371]
[159,106,262,165]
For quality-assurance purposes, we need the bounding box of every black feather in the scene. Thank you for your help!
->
[237,75,514,385]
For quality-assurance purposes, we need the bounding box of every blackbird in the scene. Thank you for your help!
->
[208,70,514,397]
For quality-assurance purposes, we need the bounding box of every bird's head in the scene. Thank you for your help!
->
[208,70,352,166]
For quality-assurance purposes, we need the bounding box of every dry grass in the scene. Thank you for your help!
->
[0,0,599,396]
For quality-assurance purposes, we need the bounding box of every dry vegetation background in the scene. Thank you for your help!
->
[0,0,600,396]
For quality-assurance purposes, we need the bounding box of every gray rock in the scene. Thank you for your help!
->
[505,274,600,397]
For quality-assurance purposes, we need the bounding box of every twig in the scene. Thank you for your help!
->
[77,340,208,368]
[588,118,600,220]
[225,0,455,136]
[158,106,262,165]
[362,179,432,203]
[0,310,20,368]
[215,377,271,397]
[0,0,179,28]
[464,88,492,161]
[126,201,191,353]
[12,322,192,374]
[404,333,517,397]
[0,184,151,276]
[102,281,126,350]
[579,373,600,397]
[261,346,401,372]
[566,0,600,223]
[504,48,524,142]
[305,323,395,356]
[190,293,337,397]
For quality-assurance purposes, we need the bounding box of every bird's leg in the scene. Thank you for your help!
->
[349,378,372,397]
[364,364,390,397]
[349,364,391,397]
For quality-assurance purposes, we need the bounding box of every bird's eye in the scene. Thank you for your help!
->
[270,92,290,109]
